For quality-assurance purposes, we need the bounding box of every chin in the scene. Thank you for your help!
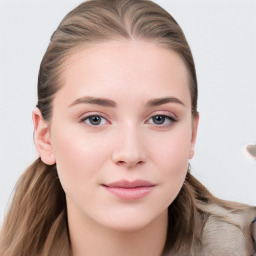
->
[96,208,167,233]
[103,218,153,233]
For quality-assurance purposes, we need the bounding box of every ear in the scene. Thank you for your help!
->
[32,107,56,165]
[188,113,199,159]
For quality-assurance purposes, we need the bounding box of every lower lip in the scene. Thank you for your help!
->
[103,186,154,200]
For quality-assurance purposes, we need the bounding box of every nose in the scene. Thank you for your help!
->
[111,125,147,168]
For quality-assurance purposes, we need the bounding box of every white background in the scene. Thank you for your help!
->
[0,0,256,223]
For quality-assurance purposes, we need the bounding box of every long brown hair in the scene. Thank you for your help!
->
[0,0,223,255]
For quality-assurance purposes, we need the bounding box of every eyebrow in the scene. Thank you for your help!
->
[68,96,185,108]
[69,96,117,108]
[146,97,185,107]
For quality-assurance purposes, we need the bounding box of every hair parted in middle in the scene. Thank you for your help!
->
[1,1,219,255]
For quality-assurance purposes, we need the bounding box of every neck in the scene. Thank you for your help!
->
[67,205,168,256]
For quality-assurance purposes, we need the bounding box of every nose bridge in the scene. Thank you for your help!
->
[112,121,147,167]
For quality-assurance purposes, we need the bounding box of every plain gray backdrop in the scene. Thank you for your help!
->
[1,0,256,223]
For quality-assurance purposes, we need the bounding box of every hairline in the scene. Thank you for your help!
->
[45,37,194,122]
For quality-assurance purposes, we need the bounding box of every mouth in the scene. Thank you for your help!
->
[102,180,155,200]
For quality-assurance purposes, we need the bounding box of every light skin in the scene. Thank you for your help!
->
[33,40,199,256]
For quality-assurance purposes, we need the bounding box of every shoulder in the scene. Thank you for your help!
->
[197,201,256,256]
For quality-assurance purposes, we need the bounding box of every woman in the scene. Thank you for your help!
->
[0,0,255,255]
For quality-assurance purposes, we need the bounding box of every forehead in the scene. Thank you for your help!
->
[55,40,191,108]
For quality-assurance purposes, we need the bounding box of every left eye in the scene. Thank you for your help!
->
[148,115,176,126]
[82,115,107,126]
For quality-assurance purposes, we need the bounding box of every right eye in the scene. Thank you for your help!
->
[80,115,107,126]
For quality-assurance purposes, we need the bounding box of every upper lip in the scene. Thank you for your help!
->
[104,180,155,188]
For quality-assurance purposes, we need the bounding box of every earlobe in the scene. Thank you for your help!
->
[188,113,199,159]
[32,107,56,165]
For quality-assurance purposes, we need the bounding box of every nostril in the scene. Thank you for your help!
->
[116,160,144,167]
[117,161,126,165]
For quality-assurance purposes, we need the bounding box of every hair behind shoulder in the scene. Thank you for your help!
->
[0,0,216,255]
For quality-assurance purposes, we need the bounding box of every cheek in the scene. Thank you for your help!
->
[50,126,111,190]
[150,127,191,201]
[152,126,192,168]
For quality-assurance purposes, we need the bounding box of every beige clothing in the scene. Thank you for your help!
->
[166,203,256,256]
[196,203,256,256]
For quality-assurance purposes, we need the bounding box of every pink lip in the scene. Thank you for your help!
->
[102,180,155,200]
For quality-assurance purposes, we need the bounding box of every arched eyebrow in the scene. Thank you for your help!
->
[69,96,116,108]
[146,97,185,107]
[68,96,185,108]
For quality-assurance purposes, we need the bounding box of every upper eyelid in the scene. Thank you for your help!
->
[145,110,177,121]
[147,114,176,125]
[79,112,109,121]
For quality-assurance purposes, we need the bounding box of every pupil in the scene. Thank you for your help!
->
[153,115,165,124]
[89,116,101,125]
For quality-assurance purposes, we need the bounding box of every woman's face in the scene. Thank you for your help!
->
[36,40,198,231]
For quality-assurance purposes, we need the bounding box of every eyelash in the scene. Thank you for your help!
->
[79,113,177,127]
[80,115,108,126]
[147,115,177,127]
